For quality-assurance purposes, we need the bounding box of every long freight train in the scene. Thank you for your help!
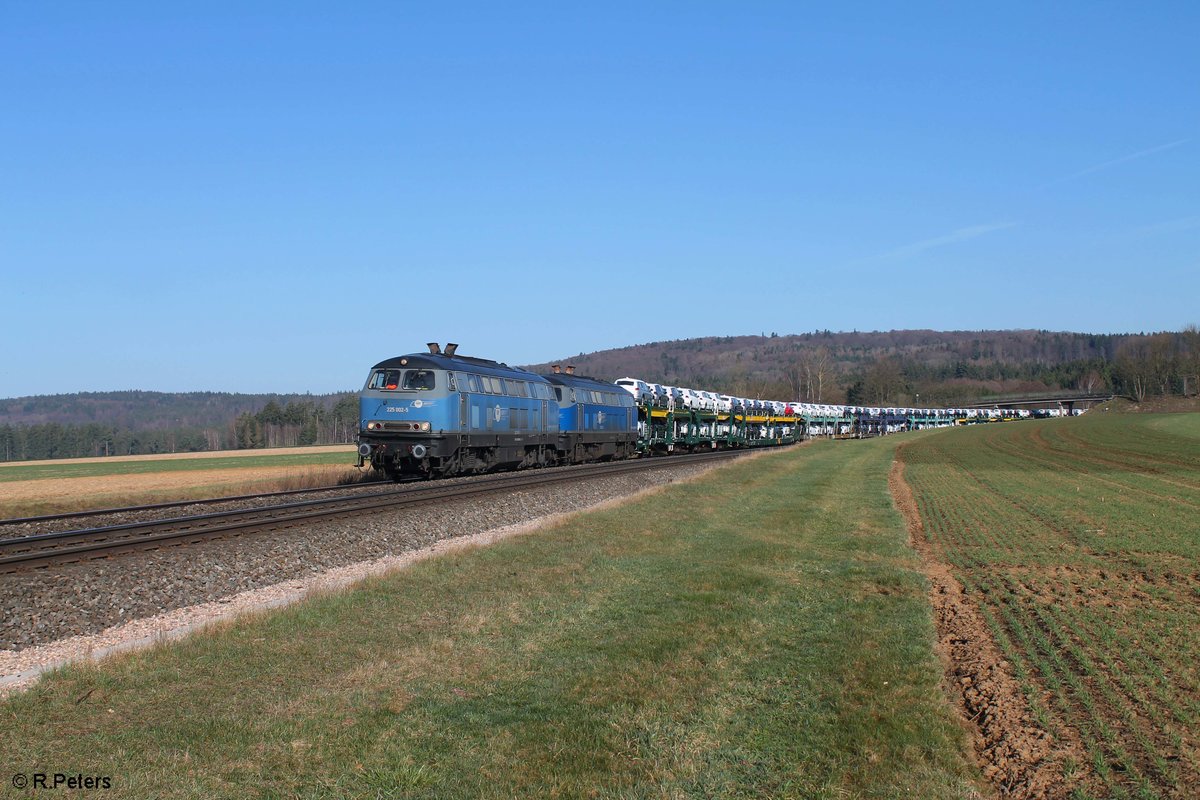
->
[355,343,1051,480]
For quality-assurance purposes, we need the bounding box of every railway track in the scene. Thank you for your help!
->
[0,450,755,573]
[0,479,394,527]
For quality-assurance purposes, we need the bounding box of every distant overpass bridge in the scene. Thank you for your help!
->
[960,392,1114,412]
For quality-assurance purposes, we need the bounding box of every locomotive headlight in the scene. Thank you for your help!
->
[420,422,431,431]
[367,421,380,430]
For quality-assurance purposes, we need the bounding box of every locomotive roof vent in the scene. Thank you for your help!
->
[551,365,561,373]
[445,342,458,356]
[427,342,441,355]
[565,365,576,375]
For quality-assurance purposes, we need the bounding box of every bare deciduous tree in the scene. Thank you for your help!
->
[1115,339,1153,401]
[1077,369,1104,394]
[1182,325,1200,396]
[864,357,906,405]
[788,346,833,402]
[806,346,833,403]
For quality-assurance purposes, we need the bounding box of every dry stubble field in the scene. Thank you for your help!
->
[0,445,361,517]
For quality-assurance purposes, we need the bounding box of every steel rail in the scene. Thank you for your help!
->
[0,479,393,527]
[0,449,757,572]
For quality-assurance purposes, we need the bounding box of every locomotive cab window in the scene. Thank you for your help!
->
[403,370,436,391]
[369,370,404,390]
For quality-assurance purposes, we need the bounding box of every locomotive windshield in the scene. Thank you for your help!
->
[403,370,435,390]
[367,369,437,391]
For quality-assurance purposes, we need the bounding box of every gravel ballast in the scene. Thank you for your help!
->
[0,459,733,693]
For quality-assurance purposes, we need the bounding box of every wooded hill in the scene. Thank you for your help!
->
[3,329,1196,462]
[0,392,358,462]
[2,391,336,430]
[526,328,1200,408]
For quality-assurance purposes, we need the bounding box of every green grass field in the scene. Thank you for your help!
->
[1,439,982,799]
[899,412,1200,800]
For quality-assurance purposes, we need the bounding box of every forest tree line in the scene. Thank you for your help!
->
[1,396,359,462]
[821,329,1200,407]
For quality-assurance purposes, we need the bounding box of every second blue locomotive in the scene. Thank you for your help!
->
[356,343,637,480]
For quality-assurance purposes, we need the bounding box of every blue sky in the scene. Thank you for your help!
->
[2,2,1196,397]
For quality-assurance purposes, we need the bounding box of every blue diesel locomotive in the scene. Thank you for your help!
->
[356,343,637,480]
[545,368,638,465]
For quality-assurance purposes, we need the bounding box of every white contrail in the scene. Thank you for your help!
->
[1132,215,1200,236]
[1045,138,1191,187]
[878,222,1018,261]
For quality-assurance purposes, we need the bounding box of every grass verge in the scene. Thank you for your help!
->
[2,439,980,799]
